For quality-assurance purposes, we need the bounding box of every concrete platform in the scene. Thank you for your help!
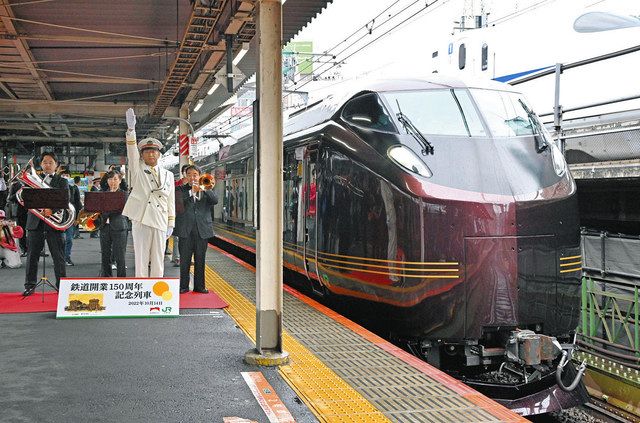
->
[0,235,317,422]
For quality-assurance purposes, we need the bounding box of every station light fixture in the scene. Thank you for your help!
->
[193,99,204,112]
[232,42,250,66]
[207,83,221,96]
[173,126,179,134]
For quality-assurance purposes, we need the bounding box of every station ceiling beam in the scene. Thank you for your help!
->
[0,99,177,118]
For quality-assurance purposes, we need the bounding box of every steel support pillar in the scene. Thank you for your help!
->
[244,0,289,366]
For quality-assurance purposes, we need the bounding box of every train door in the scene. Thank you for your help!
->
[301,144,324,294]
[283,149,302,271]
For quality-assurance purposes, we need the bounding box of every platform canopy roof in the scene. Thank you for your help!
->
[0,0,331,151]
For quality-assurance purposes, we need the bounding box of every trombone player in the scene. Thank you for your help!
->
[174,165,217,293]
[123,108,175,277]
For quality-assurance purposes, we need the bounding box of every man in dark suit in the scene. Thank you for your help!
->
[23,151,70,296]
[61,170,82,266]
[174,165,218,294]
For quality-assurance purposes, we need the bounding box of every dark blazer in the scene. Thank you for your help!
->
[25,174,70,231]
[96,189,129,231]
[174,184,217,239]
[69,184,82,218]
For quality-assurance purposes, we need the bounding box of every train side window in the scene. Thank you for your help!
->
[481,43,488,71]
[341,93,397,133]
[458,43,466,70]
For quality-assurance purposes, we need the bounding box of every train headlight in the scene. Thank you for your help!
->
[387,145,432,178]
[550,141,567,177]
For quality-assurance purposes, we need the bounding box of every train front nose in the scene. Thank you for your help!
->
[463,195,581,340]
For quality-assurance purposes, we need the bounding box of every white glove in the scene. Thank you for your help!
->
[126,108,136,130]
[166,227,173,239]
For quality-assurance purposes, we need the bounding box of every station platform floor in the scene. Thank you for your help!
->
[0,233,526,422]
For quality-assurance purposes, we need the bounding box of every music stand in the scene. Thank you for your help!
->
[21,188,70,301]
[84,191,126,213]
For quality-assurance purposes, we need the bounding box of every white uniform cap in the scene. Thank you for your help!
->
[137,137,163,152]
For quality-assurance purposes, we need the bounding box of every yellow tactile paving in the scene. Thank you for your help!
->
[204,266,390,423]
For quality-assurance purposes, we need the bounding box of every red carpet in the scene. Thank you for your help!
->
[0,292,58,314]
[0,291,227,314]
[179,291,228,309]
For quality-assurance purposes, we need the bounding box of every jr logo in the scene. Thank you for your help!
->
[162,307,172,313]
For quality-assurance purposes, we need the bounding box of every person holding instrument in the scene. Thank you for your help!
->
[23,151,69,296]
[97,171,128,277]
[174,165,217,293]
[122,108,175,277]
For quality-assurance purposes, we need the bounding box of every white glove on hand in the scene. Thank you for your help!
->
[126,108,136,130]
[166,227,173,239]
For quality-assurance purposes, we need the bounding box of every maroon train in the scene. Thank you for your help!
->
[201,77,588,415]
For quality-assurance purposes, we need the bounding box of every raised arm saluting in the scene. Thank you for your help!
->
[121,108,175,277]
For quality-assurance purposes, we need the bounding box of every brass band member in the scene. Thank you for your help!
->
[122,108,175,277]
[174,165,218,293]
[23,151,69,296]
[97,171,128,277]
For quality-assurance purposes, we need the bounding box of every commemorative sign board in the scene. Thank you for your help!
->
[56,278,180,319]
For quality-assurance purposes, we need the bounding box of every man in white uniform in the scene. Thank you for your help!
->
[123,108,175,277]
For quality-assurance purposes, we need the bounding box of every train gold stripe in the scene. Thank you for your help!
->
[316,262,460,279]
[317,256,458,272]
[560,261,582,267]
[560,255,581,261]
[316,249,458,266]
[216,226,256,243]
[560,267,582,274]
[217,225,459,267]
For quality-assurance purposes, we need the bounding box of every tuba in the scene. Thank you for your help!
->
[15,158,76,231]
[197,173,215,190]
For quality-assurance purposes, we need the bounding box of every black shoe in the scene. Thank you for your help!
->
[179,288,189,294]
[22,287,35,297]
[66,259,74,266]
[20,252,28,257]
[193,288,209,294]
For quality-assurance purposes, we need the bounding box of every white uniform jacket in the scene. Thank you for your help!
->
[122,130,176,231]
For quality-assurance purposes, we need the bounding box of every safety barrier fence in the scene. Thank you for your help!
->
[578,230,640,372]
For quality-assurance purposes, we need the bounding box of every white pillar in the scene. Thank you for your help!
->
[179,105,190,169]
[244,0,288,366]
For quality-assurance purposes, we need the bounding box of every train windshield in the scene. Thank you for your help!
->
[470,89,548,138]
[383,89,486,137]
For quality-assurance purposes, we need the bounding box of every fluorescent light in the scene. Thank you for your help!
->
[173,126,179,134]
[193,99,204,112]
[207,83,220,96]
[232,42,250,66]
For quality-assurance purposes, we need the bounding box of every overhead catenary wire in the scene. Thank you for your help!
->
[288,0,424,83]
[212,0,448,136]
[211,0,429,135]
[488,0,557,26]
